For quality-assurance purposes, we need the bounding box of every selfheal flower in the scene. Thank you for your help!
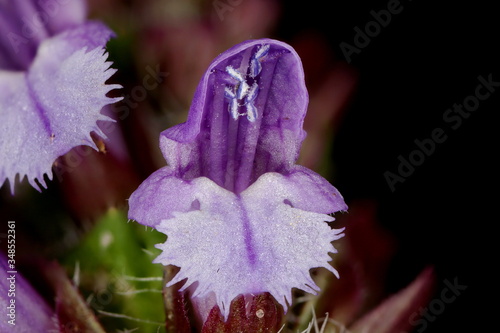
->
[128,39,347,319]
[0,0,122,192]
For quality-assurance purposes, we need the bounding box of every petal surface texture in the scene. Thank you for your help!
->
[0,22,121,191]
[153,173,344,319]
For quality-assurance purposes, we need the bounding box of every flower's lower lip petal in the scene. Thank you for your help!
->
[241,173,344,311]
[152,174,344,320]
[128,167,201,228]
[282,165,349,214]
[46,22,116,59]
[0,71,52,191]
[0,24,120,193]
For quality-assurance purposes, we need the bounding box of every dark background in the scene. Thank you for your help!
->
[280,0,497,331]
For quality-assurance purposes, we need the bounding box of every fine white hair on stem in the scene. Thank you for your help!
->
[226,66,245,82]
[122,275,163,282]
[115,289,163,295]
[72,261,80,287]
[97,310,166,326]
[290,309,350,333]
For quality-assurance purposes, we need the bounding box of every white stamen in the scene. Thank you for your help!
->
[246,83,258,103]
[224,57,263,122]
[236,80,250,100]
[250,59,261,78]
[246,103,258,122]
[254,44,270,60]
[250,44,270,78]
[226,66,244,82]
[224,86,236,99]
[229,98,240,120]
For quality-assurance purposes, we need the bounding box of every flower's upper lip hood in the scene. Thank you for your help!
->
[159,38,310,193]
[162,38,307,143]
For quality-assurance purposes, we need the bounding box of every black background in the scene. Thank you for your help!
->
[280,1,497,331]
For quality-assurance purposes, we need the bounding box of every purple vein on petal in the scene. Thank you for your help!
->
[234,46,278,193]
[240,198,257,267]
[25,73,54,138]
[207,71,228,189]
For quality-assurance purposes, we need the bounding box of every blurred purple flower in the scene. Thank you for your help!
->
[129,39,347,320]
[0,0,122,193]
[1,252,56,332]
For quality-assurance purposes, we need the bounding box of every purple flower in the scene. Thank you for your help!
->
[1,252,56,332]
[0,0,121,192]
[128,39,347,319]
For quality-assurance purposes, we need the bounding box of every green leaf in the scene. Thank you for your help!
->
[60,208,167,333]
